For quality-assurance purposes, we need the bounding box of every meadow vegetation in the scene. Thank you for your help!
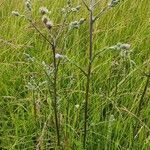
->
[0,0,150,149]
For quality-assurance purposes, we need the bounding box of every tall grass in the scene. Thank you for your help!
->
[0,0,150,149]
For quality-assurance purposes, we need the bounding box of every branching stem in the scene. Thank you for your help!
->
[29,19,60,147]
[93,6,109,22]
[29,20,53,47]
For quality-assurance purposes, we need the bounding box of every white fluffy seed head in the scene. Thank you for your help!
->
[55,53,64,59]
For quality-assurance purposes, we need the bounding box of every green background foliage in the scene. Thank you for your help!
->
[0,0,150,149]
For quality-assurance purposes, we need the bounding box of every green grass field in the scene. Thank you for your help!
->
[0,0,150,149]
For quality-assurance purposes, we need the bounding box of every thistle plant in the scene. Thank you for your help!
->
[12,0,85,148]
[82,0,121,148]
[1,0,149,149]
[12,0,122,148]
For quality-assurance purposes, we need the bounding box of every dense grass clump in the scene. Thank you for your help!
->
[0,0,150,149]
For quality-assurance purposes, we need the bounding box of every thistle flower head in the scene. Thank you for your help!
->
[113,43,132,57]
[69,18,86,30]
[25,0,32,11]
[69,21,79,30]
[67,0,71,7]
[46,21,53,30]
[119,43,131,50]
[55,53,64,59]
[71,8,78,12]
[79,18,86,25]
[110,43,131,50]
[71,21,78,26]
[42,15,49,24]
[71,5,81,12]
[12,11,20,16]
[117,43,131,50]
[76,5,81,10]
[41,15,53,30]
[39,7,49,15]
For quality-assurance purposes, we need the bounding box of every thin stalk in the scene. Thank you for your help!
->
[66,58,87,76]
[134,73,149,138]
[25,13,61,147]
[82,0,91,11]
[29,19,60,147]
[137,75,149,116]
[29,20,53,47]
[93,6,108,22]
[83,0,94,148]
[52,43,60,147]
[32,89,38,149]
[32,90,37,122]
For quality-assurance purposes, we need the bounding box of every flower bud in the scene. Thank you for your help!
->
[71,8,78,12]
[67,0,71,7]
[76,5,81,10]
[25,0,32,11]
[42,15,49,24]
[12,11,20,16]
[117,43,131,50]
[46,21,53,30]
[55,53,64,59]
[119,43,131,50]
[75,104,80,109]
[39,7,49,15]
[69,21,79,30]
[79,18,86,25]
